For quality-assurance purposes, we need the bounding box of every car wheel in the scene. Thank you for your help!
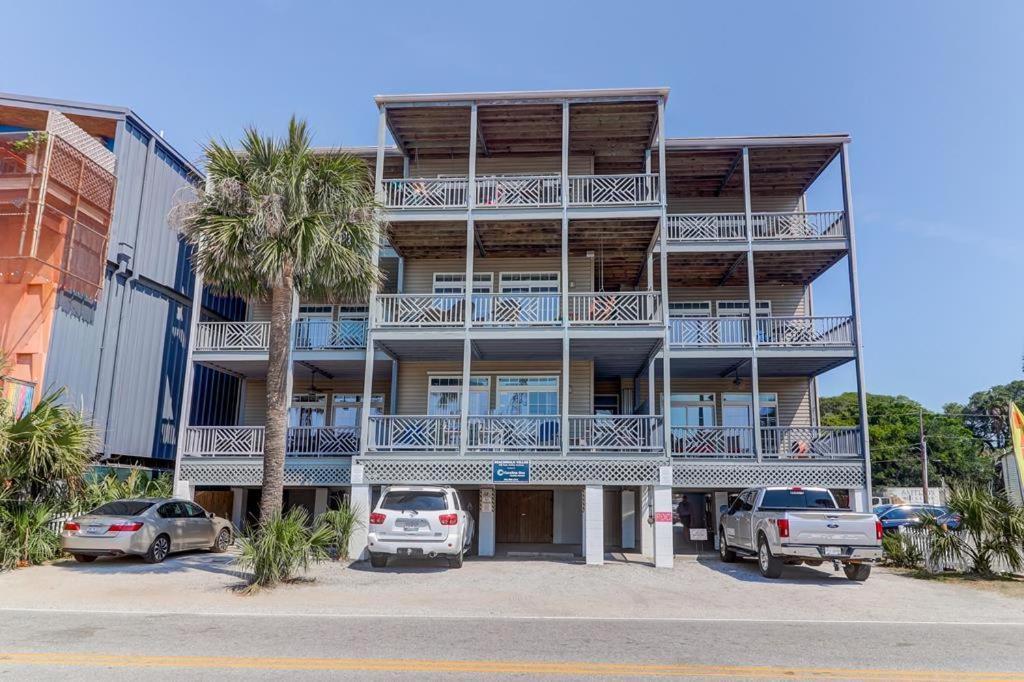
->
[369,553,388,568]
[449,549,464,569]
[843,563,872,582]
[73,554,96,563]
[211,528,232,553]
[719,529,737,563]
[144,535,171,564]
[757,536,783,579]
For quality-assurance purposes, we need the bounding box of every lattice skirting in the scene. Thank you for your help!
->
[180,458,352,487]
[672,461,866,489]
[356,457,666,486]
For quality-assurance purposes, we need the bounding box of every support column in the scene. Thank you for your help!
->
[840,143,873,502]
[741,148,763,461]
[231,487,245,530]
[459,103,479,456]
[348,463,370,561]
[646,251,656,416]
[848,489,869,512]
[478,488,496,557]
[560,100,570,453]
[653,474,674,569]
[172,268,203,495]
[313,487,329,517]
[657,99,672,454]
[639,486,654,557]
[621,490,636,550]
[713,491,729,550]
[583,485,604,565]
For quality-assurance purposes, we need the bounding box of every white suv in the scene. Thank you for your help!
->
[367,486,475,568]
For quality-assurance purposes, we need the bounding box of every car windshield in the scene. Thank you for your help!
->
[88,501,154,516]
[759,489,836,510]
[379,491,448,512]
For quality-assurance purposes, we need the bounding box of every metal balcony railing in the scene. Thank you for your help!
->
[467,415,561,452]
[382,178,468,209]
[472,293,561,326]
[293,319,367,350]
[375,294,465,327]
[666,211,847,243]
[182,426,359,457]
[666,213,746,241]
[367,415,461,451]
[568,173,660,206]
[568,291,663,325]
[476,175,561,208]
[761,427,861,459]
[194,321,270,352]
[756,316,854,347]
[671,426,756,458]
[568,416,664,453]
[670,317,750,347]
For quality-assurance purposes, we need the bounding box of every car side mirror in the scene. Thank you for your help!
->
[208,512,215,519]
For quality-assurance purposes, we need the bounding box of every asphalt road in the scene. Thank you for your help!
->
[0,608,1022,680]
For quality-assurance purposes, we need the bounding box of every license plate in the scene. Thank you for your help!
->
[396,518,426,529]
[823,546,843,556]
[86,526,105,535]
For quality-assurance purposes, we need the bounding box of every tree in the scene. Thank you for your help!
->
[821,392,993,488]
[176,119,384,525]
[944,381,1024,450]
[918,485,1024,576]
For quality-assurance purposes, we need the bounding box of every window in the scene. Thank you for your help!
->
[432,273,493,295]
[499,272,560,294]
[722,393,778,428]
[759,489,837,510]
[594,395,619,416]
[496,376,559,416]
[671,393,716,427]
[184,502,208,518]
[332,394,384,427]
[379,490,449,512]
[290,393,327,427]
[716,300,771,317]
[297,305,334,349]
[157,503,185,519]
[669,301,711,317]
[89,501,154,516]
[428,376,490,416]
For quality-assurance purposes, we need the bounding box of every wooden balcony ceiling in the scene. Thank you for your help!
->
[386,101,657,174]
[664,144,840,198]
[658,249,845,287]
[387,219,656,288]
[0,104,117,139]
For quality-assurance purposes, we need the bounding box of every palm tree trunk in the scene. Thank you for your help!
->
[260,268,294,525]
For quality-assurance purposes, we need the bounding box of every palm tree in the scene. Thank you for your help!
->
[919,484,1024,576]
[176,118,383,525]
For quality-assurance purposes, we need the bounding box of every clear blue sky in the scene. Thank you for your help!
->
[6,1,1022,409]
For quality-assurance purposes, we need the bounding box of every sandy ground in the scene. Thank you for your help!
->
[1,549,1021,623]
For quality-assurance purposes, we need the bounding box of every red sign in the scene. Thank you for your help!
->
[654,511,673,523]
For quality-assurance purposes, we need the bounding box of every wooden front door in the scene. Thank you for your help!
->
[496,490,553,543]
[195,490,233,521]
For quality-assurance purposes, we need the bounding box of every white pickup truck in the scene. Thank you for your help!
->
[718,486,883,581]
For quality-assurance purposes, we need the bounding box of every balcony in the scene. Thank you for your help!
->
[375,294,464,327]
[670,426,861,459]
[669,316,853,349]
[182,426,359,457]
[382,173,660,210]
[568,416,663,453]
[472,293,561,327]
[567,292,662,326]
[666,211,846,244]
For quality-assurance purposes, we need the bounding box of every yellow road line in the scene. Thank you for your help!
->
[1,652,1021,680]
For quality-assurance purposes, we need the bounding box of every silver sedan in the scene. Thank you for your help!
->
[61,498,233,564]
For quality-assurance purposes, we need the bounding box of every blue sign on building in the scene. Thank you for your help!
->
[492,460,530,483]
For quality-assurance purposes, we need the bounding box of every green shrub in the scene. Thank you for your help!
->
[882,531,923,569]
[0,502,61,571]
[235,507,333,590]
[919,485,1024,576]
[75,468,172,513]
[316,505,362,561]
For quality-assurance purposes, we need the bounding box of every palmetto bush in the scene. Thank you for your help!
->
[881,531,923,569]
[74,468,173,514]
[317,505,363,561]
[919,485,1024,576]
[0,501,61,571]
[235,507,333,590]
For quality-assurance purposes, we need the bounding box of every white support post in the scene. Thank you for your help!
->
[561,335,570,455]
[584,485,604,565]
[742,148,763,462]
[621,490,636,550]
[313,487,329,517]
[848,489,869,512]
[646,250,656,416]
[657,99,672,455]
[560,100,570,454]
[840,143,873,502]
[713,491,729,550]
[478,488,496,557]
[230,487,245,530]
[459,103,478,456]
[640,486,654,557]
[389,359,398,416]
[653,468,674,568]
[172,269,203,494]
[348,463,370,561]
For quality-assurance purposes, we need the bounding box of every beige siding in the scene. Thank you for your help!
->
[666,195,803,214]
[402,256,593,295]
[396,360,592,415]
[668,284,807,316]
[410,155,593,177]
[241,376,393,425]
[635,376,813,428]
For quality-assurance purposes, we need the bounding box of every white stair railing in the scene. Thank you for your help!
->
[568,173,660,206]
[568,292,662,325]
[367,415,461,451]
[569,416,664,453]
[375,294,465,327]
[193,322,270,352]
[476,175,561,208]
[467,415,561,451]
[382,178,468,209]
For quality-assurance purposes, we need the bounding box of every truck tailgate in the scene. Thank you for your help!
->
[786,512,878,546]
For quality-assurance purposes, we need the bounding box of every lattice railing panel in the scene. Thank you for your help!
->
[194,322,270,351]
[569,416,663,452]
[671,427,755,458]
[368,416,461,451]
[476,175,561,207]
[357,457,665,485]
[467,416,561,452]
[669,317,750,347]
[293,319,367,350]
[568,292,662,325]
[752,211,846,240]
[376,294,464,327]
[473,293,561,326]
[180,458,352,486]
[185,427,265,456]
[673,461,865,489]
[757,316,853,347]
[666,213,746,241]
[761,427,861,459]
[288,426,360,456]
[383,178,468,209]
[568,174,660,206]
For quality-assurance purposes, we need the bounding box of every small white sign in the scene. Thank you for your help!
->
[689,528,708,542]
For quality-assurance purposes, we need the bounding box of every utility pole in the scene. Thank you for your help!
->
[919,408,930,504]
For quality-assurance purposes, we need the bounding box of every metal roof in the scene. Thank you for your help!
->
[374,86,670,106]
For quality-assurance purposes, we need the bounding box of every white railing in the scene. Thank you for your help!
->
[569,416,664,453]
[568,292,662,325]
[568,173,660,206]
[476,175,561,208]
[671,426,755,458]
[382,178,468,209]
[368,415,461,451]
[472,293,561,326]
[375,294,465,327]
[193,321,270,352]
[762,427,861,459]
[183,426,361,457]
[467,415,561,452]
[670,317,750,347]
[293,319,367,350]
[666,213,746,241]
[757,316,854,347]
[752,211,846,240]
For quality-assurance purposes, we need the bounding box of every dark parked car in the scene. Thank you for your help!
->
[876,505,947,533]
